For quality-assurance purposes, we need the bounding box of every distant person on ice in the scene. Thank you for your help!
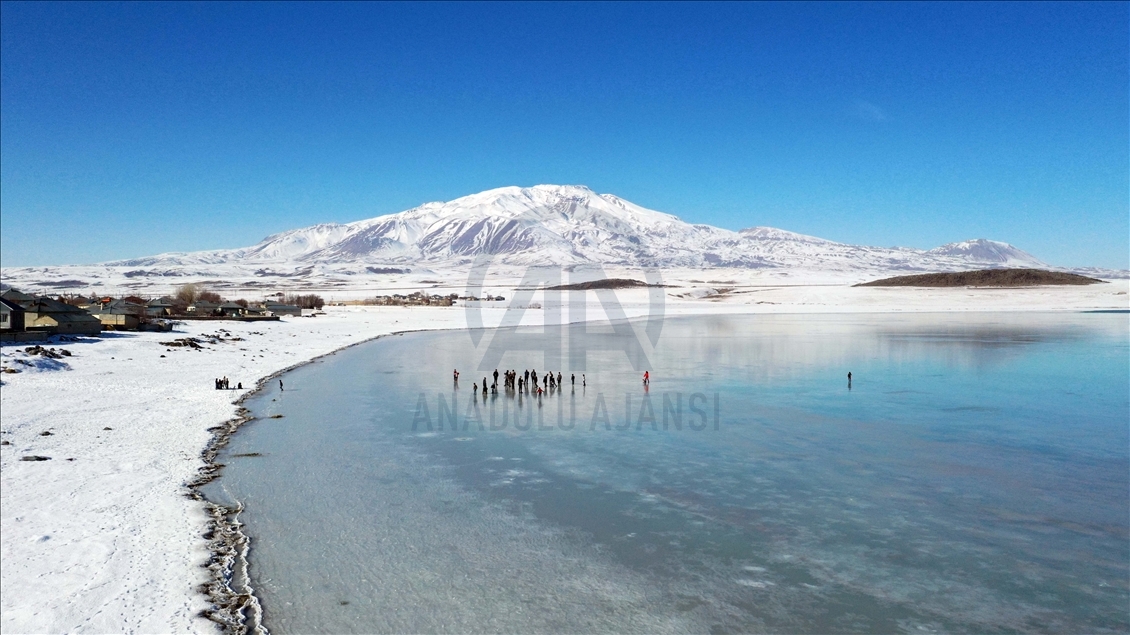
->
[453,369,459,384]
[279,379,284,391]
[643,371,649,386]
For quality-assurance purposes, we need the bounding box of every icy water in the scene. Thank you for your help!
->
[204,313,1129,633]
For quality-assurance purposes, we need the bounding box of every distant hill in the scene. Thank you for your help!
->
[546,278,653,290]
[856,269,1105,287]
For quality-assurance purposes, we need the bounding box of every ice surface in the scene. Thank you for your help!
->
[211,313,1129,633]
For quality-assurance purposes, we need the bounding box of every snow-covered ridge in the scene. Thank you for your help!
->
[103,184,1055,273]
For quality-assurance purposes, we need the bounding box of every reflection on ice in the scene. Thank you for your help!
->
[206,313,1129,633]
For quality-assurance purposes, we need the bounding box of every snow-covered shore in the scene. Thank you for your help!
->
[1,281,1126,633]
[0,308,470,632]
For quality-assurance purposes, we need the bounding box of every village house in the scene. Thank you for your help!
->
[187,300,220,315]
[262,301,301,317]
[87,299,146,330]
[217,301,245,317]
[1,291,103,336]
[2,289,36,306]
[145,297,175,317]
[74,296,102,310]
[1,297,26,332]
[0,296,39,342]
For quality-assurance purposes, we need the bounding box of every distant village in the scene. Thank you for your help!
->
[0,284,507,342]
[357,291,504,307]
[0,284,322,342]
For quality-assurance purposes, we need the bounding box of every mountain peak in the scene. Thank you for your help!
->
[927,239,1044,267]
[448,184,595,205]
[739,226,835,244]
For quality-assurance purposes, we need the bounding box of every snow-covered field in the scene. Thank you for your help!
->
[1,281,1127,633]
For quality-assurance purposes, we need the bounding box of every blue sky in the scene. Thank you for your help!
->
[1,2,1127,268]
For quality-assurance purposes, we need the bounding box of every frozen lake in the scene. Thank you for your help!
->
[204,313,1129,633]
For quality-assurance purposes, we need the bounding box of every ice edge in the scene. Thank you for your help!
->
[185,330,410,632]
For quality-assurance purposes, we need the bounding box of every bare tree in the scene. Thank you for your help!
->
[175,283,201,304]
[283,293,325,309]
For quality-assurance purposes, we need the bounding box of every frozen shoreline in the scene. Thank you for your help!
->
[1,281,1126,633]
[188,326,461,632]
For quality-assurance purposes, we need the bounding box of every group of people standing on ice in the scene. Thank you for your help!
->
[458,367,586,397]
[214,376,242,390]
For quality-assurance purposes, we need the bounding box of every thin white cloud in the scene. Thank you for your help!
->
[853,99,887,122]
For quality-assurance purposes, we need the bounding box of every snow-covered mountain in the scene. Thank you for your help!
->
[109,184,1050,273]
[926,239,1043,267]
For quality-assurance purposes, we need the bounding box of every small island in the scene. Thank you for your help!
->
[546,278,656,290]
[856,268,1105,287]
